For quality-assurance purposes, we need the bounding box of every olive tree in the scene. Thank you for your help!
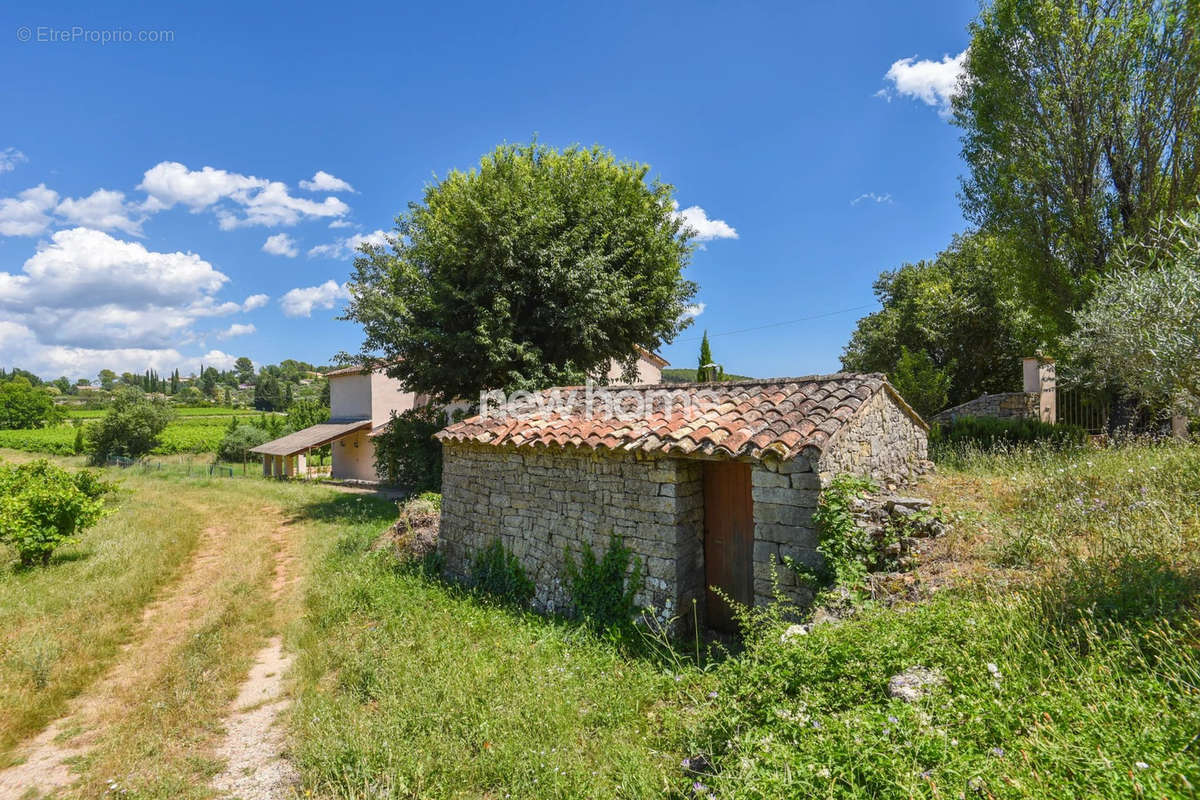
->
[344,141,698,402]
[1063,209,1200,411]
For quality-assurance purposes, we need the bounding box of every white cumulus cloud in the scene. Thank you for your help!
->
[0,184,59,236]
[138,161,350,228]
[682,302,706,319]
[242,293,270,311]
[217,322,256,339]
[880,50,966,117]
[672,203,738,242]
[56,189,146,236]
[280,279,350,317]
[299,170,355,193]
[0,148,27,173]
[307,229,390,259]
[262,232,299,257]
[0,228,252,360]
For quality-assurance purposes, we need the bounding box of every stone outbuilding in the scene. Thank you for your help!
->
[435,373,929,632]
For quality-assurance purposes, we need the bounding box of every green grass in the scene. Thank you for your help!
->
[290,441,1200,799]
[0,449,395,797]
[0,457,202,757]
[291,530,699,799]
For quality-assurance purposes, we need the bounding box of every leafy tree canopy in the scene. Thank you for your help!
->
[344,141,698,401]
[842,233,1042,407]
[955,0,1200,332]
[0,377,58,430]
[86,388,175,462]
[889,346,953,420]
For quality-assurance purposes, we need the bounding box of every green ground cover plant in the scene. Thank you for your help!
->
[562,534,644,630]
[469,538,536,606]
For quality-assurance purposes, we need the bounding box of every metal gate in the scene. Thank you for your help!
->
[1056,388,1110,433]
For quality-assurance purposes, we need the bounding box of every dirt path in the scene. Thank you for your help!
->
[0,508,304,799]
[0,523,234,796]
[210,519,301,800]
[210,637,297,799]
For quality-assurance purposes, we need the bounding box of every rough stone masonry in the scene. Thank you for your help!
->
[436,374,930,629]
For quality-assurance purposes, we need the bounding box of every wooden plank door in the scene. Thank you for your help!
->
[703,461,754,633]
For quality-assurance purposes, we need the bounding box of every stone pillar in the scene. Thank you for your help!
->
[283,454,296,477]
[262,456,272,477]
[274,454,284,478]
[1037,360,1056,423]
[1022,357,1040,393]
[1022,356,1057,423]
[296,452,307,477]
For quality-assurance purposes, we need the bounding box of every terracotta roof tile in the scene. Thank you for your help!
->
[435,373,924,461]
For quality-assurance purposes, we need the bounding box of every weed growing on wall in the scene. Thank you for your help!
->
[803,474,881,589]
[563,534,644,630]
[469,539,534,606]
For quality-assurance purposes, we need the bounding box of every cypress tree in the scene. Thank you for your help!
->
[696,330,714,382]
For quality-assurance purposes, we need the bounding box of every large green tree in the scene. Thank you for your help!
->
[0,378,57,430]
[86,388,174,462]
[955,0,1200,332]
[344,142,698,401]
[842,233,1042,407]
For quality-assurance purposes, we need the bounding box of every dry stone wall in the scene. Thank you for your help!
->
[439,442,704,623]
[750,455,821,607]
[819,389,929,486]
[930,392,1038,425]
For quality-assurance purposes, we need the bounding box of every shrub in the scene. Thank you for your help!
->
[86,388,175,462]
[562,535,644,629]
[469,539,534,606]
[216,424,272,462]
[930,415,1086,452]
[372,406,445,491]
[0,460,112,566]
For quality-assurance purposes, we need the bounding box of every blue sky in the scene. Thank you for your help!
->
[0,0,976,381]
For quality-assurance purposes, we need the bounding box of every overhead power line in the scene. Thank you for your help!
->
[673,303,877,344]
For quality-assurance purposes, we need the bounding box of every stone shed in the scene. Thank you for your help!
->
[435,373,928,632]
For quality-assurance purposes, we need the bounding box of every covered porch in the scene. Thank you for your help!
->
[250,419,371,479]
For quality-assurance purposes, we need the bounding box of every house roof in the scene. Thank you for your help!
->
[435,373,926,461]
[634,346,669,368]
[249,419,370,456]
[323,363,378,378]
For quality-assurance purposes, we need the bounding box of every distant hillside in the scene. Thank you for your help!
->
[660,368,755,384]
